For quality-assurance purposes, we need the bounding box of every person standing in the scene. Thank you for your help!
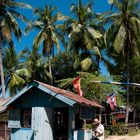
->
[92,118,104,140]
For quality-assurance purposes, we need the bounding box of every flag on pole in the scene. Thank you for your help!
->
[107,93,117,110]
[72,76,83,96]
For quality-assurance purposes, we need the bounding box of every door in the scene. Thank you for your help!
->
[32,107,54,140]
[54,107,68,140]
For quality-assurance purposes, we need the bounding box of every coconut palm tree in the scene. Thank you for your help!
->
[25,5,67,84]
[106,0,140,124]
[0,0,32,97]
[3,47,31,96]
[64,0,102,71]
[25,46,52,83]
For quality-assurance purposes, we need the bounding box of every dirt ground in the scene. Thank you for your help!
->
[106,133,140,140]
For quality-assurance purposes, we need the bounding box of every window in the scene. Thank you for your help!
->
[20,108,31,128]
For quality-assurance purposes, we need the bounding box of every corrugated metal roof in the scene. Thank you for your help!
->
[0,98,10,113]
[37,81,103,108]
[3,81,103,108]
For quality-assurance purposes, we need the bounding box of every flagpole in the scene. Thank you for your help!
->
[48,79,74,101]
[48,75,83,101]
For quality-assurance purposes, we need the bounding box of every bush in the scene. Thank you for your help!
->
[104,130,110,138]
[83,123,93,129]
[109,123,126,135]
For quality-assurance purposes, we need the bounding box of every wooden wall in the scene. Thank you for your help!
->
[0,122,10,140]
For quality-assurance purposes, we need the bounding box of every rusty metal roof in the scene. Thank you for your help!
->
[3,81,103,108]
[38,81,103,108]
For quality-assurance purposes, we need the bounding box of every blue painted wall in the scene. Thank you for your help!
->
[11,87,70,108]
[11,128,33,140]
[9,88,77,140]
[8,86,95,140]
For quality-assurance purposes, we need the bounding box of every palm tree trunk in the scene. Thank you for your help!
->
[125,45,130,124]
[0,37,6,98]
[125,70,129,124]
[48,55,53,84]
[125,29,132,124]
[133,92,136,123]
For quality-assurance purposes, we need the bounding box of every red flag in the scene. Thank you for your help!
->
[107,93,116,110]
[72,76,83,96]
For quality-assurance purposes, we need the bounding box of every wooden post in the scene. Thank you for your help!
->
[5,122,6,140]
[99,108,102,123]
[99,84,102,122]
[105,114,107,126]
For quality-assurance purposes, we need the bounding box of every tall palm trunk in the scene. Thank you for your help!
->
[125,58,130,124]
[133,91,136,123]
[0,37,6,98]
[48,55,53,84]
[125,28,131,124]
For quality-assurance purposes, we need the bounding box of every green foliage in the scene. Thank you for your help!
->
[0,0,139,103]
[63,0,103,72]
[81,72,125,104]
[130,57,140,82]
[0,0,32,97]
[3,47,31,95]
[57,72,125,105]
[83,123,93,129]
[109,123,126,135]
[0,0,32,45]
[107,123,140,136]
[25,47,52,83]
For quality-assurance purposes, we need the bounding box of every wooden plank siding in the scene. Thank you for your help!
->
[0,122,10,140]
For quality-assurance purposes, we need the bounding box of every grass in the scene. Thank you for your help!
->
[105,130,111,138]
[128,129,140,136]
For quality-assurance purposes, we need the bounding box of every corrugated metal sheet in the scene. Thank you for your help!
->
[38,84,76,106]
[3,81,103,108]
[37,81,103,108]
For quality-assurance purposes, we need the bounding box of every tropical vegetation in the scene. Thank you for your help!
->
[0,0,140,124]
[0,0,32,97]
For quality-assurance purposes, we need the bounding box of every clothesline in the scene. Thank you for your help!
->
[91,81,140,87]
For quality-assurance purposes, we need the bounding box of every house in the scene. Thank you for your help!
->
[0,98,11,140]
[3,81,103,140]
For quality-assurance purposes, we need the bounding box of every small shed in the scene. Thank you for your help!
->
[3,81,103,140]
[0,98,11,140]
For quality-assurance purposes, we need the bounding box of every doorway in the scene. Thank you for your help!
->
[54,107,68,140]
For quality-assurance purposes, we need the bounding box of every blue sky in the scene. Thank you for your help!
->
[15,0,110,75]
[15,0,110,51]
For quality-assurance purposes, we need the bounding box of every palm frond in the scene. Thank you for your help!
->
[16,69,31,78]
[9,9,29,23]
[81,57,92,71]
[1,23,12,43]
[7,12,22,40]
[129,17,140,45]
[52,32,60,53]
[9,73,25,91]
[16,49,29,60]
[113,24,127,53]
[33,30,44,48]
[87,27,102,39]
[7,1,32,9]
